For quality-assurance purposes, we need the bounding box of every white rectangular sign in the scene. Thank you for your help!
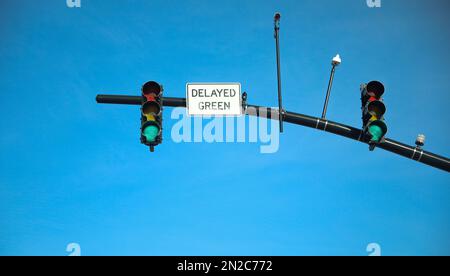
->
[186,83,242,116]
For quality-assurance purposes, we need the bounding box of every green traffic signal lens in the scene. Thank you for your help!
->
[366,120,387,143]
[368,124,384,142]
[143,124,160,142]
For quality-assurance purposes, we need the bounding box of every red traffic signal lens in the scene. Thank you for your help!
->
[142,81,162,97]
[366,81,385,98]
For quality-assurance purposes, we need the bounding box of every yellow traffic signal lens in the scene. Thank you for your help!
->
[367,100,386,118]
[142,101,161,120]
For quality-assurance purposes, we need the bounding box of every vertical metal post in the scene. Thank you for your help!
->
[321,65,337,119]
[274,12,284,133]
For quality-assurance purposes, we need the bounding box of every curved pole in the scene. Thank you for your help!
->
[95,95,450,172]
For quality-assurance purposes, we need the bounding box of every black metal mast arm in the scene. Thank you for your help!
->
[95,95,186,106]
[95,95,450,172]
[246,105,449,172]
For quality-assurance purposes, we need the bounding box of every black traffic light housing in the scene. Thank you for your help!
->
[140,81,163,152]
[361,81,388,151]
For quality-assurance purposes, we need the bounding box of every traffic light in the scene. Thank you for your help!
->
[360,81,387,151]
[141,81,163,152]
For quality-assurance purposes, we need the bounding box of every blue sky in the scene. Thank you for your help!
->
[0,0,449,256]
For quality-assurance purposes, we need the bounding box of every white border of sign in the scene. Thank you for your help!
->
[186,83,243,117]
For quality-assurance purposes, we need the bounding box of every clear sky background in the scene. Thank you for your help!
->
[0,0,449,256]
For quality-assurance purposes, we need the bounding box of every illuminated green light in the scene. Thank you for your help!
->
[143,125,159,142]
[368,125,384,142]
[367,120,387,143]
